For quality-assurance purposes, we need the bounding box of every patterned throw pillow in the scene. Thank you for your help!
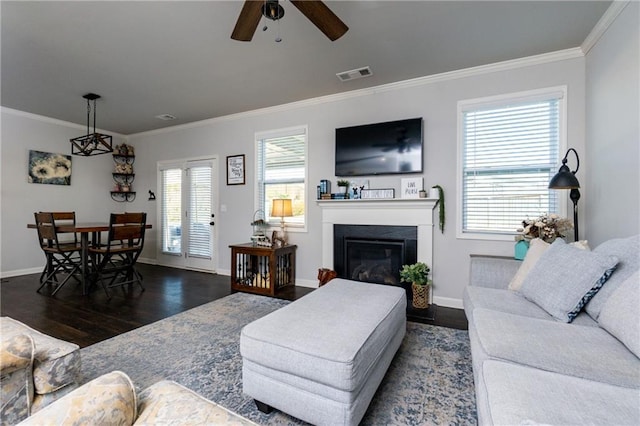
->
[508,239,590,292]
[520,239,618,322]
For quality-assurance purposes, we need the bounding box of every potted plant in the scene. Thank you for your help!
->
[336,179,350,195]
[399,262,431,309]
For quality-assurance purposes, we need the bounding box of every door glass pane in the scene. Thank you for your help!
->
[162,168,182,254]
[188,166,212,259]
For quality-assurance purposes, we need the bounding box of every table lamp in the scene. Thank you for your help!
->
[548,148,580,241]
[271,198,293,244]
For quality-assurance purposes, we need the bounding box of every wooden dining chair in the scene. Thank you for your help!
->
[34,212,82,296]
[89,212,147,298]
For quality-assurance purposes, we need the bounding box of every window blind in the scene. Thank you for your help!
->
[256,129,306,226]
[187,165,212,259]
[161,168,182,253]
[462,97,561,235]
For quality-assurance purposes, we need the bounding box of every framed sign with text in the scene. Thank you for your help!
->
[226,154,245,185]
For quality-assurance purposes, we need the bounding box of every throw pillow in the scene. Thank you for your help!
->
[520,239,618,322]
[598,270,640,358]
[508,239,590,292]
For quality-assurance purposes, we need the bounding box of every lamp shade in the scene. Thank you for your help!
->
[548,165,580,189]
[271,199,293,218]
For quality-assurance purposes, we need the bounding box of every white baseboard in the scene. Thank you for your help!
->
[433,296,464,309]
[0,267,42,279]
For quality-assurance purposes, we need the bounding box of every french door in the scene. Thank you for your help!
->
[157,158,217,272]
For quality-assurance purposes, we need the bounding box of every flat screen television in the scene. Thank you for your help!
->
[335,117,423,176]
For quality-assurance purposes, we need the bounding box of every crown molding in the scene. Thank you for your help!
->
[1,107,126,139]
[129,47,584,139]
[581,1,629,54]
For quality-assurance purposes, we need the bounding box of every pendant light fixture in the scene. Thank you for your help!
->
[70,93,113,156]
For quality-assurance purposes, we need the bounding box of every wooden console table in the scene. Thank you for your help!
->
[230,243,297,296]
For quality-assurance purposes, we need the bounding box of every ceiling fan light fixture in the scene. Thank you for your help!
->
[262,0,284,21]
[70,93,113,156]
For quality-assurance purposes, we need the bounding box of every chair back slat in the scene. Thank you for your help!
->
[106,212,147,250]
[40,211,78,244]
[34,212,57,244]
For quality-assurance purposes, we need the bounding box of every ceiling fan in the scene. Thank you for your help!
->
[231,0,348,42]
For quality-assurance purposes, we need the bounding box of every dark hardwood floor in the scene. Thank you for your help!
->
[1,264,467,348]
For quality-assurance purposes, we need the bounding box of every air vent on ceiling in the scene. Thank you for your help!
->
[336,66,373,82]
[155,114,177,121]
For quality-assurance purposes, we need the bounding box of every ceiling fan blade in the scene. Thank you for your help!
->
[231,1,264,41]
[290,1,348,41]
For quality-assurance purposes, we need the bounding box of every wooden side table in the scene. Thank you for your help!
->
[230,243,297,296]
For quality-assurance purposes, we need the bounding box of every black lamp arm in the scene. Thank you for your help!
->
[563,148,580,175]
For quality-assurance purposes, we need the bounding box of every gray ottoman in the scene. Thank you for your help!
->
[240,278,406,426]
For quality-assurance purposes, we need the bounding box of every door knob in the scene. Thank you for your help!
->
[209,221,215,226]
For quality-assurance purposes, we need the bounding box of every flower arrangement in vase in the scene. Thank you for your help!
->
[516,213,573,243]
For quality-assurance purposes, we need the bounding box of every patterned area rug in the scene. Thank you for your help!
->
[80,292,476,425]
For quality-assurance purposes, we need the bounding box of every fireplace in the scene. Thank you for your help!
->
[334,225,417,287]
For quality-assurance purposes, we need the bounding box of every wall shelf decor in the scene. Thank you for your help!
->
[110,144,136,202]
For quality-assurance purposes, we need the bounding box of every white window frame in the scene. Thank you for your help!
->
[456,86,568,241]
[255,125,308,232]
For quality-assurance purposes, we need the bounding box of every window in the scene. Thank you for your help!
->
[457,87,566,240]
[256,126,307,229]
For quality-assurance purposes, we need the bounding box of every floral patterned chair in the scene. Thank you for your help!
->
[18,371,257,426]
[0,317,80,425]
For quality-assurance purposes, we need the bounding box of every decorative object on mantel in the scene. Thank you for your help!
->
[431,185,445,233]
[336,179,350,196]
[70,93,113,156]
[419,189,427,198]
[360,188,395,199]
[548,148,581,241]
[401,177,423,199]
[400,262,432,309]
[270,198,293,244]
[28,150,72,185]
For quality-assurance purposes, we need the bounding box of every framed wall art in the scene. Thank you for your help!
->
[227,154,245,185]
[28,150,72,185]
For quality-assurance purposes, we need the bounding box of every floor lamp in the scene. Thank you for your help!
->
[549,148,581,241]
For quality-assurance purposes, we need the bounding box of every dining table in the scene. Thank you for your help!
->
[28,222,152,295]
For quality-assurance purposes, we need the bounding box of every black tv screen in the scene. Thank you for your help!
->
[335,118,423,176]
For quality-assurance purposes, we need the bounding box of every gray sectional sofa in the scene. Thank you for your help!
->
[464,235,640,425]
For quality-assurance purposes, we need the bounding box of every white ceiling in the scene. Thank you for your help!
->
[2,1,611,135]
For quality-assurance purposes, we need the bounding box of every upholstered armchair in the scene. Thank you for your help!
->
[0,317,80,425]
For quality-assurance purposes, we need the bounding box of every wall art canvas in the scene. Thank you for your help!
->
[28,150,72,185]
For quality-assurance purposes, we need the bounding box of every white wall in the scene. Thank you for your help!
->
[0,110,127,275]
[585,2,640,246]
[127,54,587,307]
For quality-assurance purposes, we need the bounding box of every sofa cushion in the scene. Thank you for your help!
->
[1,317,80,395]
[463,286,598,327]
[18,371,137,426]
[481,360,640,426]
[508,238,590,292]
[587,235,640,319]
[135,380,257,425]
[519,239,618,322]
[598,270,640,358]
[472,308,640,388]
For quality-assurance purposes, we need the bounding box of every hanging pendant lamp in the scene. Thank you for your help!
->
[70,93,113,156]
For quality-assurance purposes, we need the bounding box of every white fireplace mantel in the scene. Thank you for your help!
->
[317,198,438,270]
